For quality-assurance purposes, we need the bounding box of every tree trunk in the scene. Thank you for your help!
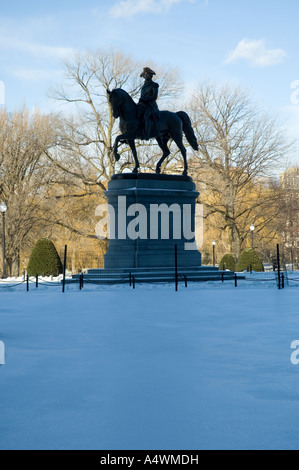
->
[230,224,241,260]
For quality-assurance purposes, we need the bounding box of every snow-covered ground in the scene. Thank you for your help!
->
[1,278,299,450]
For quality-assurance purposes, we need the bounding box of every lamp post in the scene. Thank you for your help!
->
[212,240,216,266]
[0,202,7,278]
[250,224,255,249]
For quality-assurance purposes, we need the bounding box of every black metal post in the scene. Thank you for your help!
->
[36,274,38,288]
[175,244,178,292]
[251,231,254,249]
[129,272,132,287]
[2,212,6,278]
[26,274,29,292]
[184,275,188,288]
[235,273,238,287]
[282,273,285,289]
[277,244,281,290]
[62,245,67,293]
[132,276,135,289]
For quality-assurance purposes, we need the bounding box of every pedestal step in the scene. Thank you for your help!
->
[69,267,237,285]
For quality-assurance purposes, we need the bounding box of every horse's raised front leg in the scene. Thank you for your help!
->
[155,136,170,174]
[113,132,135,163]
[113,135,122,162]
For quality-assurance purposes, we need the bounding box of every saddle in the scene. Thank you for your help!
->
[137,102,161,139]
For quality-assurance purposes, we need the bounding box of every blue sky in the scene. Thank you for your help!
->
[0,0,299,158]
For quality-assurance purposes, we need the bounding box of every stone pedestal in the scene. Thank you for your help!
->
[104,173,202,269]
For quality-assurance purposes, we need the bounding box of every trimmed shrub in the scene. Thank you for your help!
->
[219,254,236,271]
[27,238,63,276]
[236,248,264,272]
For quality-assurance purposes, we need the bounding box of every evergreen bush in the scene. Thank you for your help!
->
[219,254,236,271]
[236,248,264,272]
[27,238,63,276]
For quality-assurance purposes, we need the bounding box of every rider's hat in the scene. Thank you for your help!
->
[140,67,156,78]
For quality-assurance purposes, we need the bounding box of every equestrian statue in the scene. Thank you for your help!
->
[107,67,198,176]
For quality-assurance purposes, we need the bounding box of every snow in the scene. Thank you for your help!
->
[1,277,299,450]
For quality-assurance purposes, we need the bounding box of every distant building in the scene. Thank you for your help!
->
[279,167,299,268]
[280,167,299,190]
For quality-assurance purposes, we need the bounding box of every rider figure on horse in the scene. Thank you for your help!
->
[138,67,160,140]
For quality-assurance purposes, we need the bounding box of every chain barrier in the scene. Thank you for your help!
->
[0,280,26,288]
[1,271,299,291]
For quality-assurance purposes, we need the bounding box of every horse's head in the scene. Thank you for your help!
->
[107,88,122,119]
[107,89,118,118]
[107,88,134,119]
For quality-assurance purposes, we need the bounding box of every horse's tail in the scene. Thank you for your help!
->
[176,111,198,151]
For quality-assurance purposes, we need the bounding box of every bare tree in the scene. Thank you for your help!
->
[0,108,61,275]
[189,83,291,259]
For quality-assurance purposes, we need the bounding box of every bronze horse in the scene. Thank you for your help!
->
[107,88,198,175]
